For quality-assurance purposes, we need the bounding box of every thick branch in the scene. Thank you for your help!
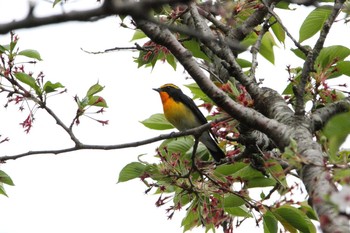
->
[0,0,190,34]
[291,125,350,233]
[257,87,294,121]
[136,19,291,149]
[188,2,294,125]
[136,13,350,233]
[311,97,350,131]
[229,3,269,41]
[0,4,108,34]
[189,3,258,90]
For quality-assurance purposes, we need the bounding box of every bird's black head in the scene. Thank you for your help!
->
[153,84,184,100]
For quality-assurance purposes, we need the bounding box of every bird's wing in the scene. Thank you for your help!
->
[178,93,208,125]
[179,93,220,142]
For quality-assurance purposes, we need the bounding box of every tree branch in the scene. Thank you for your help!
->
[41,103,82,146]
[0,4,108,34]
[229,2,269,42]
[250,14,271,80]
[0,117,229,162]
[265,5,309,56]
[136,19,291,150]
[311,97,350,131]
[291,125,350,232]
[0,0,191,34]
[135,7,350,232]
[294,0,345,115]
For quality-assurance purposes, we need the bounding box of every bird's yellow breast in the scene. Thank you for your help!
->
[160,92,199,131]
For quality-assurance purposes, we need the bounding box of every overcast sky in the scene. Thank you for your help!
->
[0,1,349,233]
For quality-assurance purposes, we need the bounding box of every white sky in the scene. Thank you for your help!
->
[0,1,349,233]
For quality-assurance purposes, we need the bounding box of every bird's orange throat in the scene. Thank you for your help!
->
[158,91,178,119]
[159,91,171,106]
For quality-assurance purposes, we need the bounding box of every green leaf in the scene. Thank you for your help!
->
[241,32,257,47]
[299,6,332,43]
[14,72,41,95]
[316,45,350,69]
[299,201,319,221]
[86,83,104,97]
[160,137,194,156]
[0,183,8,197]
[131,29,147,41]
[260,31,277,64]
[0,170,14,186]
[236,58,252,68]
[225,205,252,217]
[232,164,265,180]
[18,49,42,61]
[215,162,264,182]
[215,162,248,176]
[117,162,147,183]
[53,0,62,7]
[186,143,209,161]
[88,96,108,107]
[0,44,8,53]
[241,31,276,63]
[43,81,64,93]
[182,39,210,62]
[323,112,350,161]
[173,189,193,207]
[184,83,211,102]
[275,1,292,9]
[273,205,316,233]
[140,113,174,130]
[135,49,158,69]
[78,96,89,109]
[10,40,17,53]
[265,159,287,187]
[223,194,245,208]
[245,177,276,188]
[331,61,350,78]
[263,211,278,233]
[270,17,285,44]
[182,205,199,231]
[334,168,350,184]
[291,46,311,60]
[165,53,177,70]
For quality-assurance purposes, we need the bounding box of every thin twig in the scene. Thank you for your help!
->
[80,43,152,54]
[250,14,271,80]
[265,6,309,56]
[41,103,82,146]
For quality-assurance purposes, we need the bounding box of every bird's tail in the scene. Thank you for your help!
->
[199,132,225,162]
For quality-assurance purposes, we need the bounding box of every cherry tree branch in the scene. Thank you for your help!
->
[294,0,345,115]
[265,5,309,55]
[311,97,350,131]
[0,117,230,162]
[134,4,350,232]
[250,14,271,79]
[40,103,82,146]
[135,19,291,149]
[0,0,190,34]
[188,2,295,123]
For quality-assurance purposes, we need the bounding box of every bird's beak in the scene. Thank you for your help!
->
[153,88,160,92]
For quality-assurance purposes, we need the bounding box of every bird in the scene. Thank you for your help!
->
[153,83,225,162]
